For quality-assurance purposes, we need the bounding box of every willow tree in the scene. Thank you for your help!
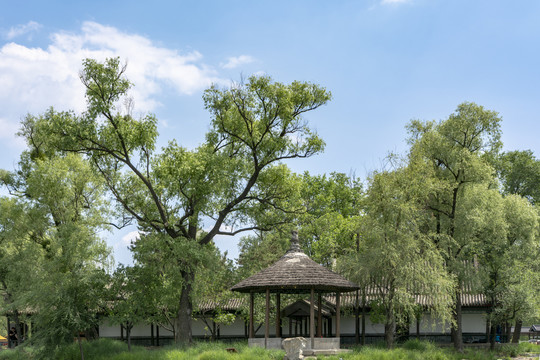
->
[20,57,331,344]
[406,102,503,351]
[340,161,454,348]
[1,151,111,360]
[0,197,46,345]
[476,192,540,347]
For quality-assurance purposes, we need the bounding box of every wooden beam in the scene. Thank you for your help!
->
[275,293,281,338]
[265,289,270,348]
[362,292,366,345]
[317,292,322,337]
[336,292,341,339]
[249,292,254,339]
[355,290,359,344]
[310,288,315,349]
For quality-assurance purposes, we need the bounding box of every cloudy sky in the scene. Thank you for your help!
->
[2,0,540,265]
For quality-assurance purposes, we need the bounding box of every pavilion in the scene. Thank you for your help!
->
[231,230,359,352]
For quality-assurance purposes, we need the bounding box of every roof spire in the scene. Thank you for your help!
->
[290,230,301,251]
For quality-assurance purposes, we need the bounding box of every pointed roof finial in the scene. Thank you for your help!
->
[290,230,301,251]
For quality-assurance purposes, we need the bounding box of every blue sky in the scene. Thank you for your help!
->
[1,0,540,265]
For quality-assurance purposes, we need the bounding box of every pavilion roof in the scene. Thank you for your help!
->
[231,231,359,294]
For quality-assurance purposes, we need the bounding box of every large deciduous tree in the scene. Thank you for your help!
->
[339,162,454,349]
[21,57,331,343]
[406,102,503,351]
[1,152,111,360]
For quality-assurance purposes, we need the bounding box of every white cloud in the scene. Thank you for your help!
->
[5,21,42,40]
[0,21,223,149]
[116,230,140,248]
[221,55,255,69]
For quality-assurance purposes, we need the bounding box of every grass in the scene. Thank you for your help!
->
[0,338,538,360]
[0,339,285,360]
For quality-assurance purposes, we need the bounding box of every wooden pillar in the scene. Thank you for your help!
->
[329,317,332,337]
[317,292,322,337]
[275,293,281,338]
[289,316,292,336]
[310,288,315,349]
[336,292,341,339]
[265,289,270,348]
[249,292,254,338]
[355,290,359,344]
[361,292,366,345]
[151,323,154,346]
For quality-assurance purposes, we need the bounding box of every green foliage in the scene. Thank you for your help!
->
[237,171,362,276]
[298,172,362,266]
[497,150,540,204]
[339,164,454,348]
[404,102,507,350]
[401,339,437,351]
[0,149,112,360]
[16,58,331,343]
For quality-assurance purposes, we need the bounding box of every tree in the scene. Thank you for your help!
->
[298,172,362,267]
[339,163,453,348]
[476,193,539,347]
[20,57,331,344]
[0,197,46,346]
[406,102,503,351]
[192,244,238,340]
[1,153,111,360]
[236,171,362,275]
[107,265,148,351]
[498,150,540,204]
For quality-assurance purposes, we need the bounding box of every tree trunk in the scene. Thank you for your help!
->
[127,325,132,352]
[77,333,85,360]
[384,315,395,349]
[512,319,522,343]
[489,323,496,350]
[505,321,511,343]
[175,269,194,345]
[384,305,395,349]
[451,289,463,352]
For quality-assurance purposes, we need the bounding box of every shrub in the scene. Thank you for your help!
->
[401,339,436,351]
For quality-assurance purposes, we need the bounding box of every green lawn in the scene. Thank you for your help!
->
[0,338,538,360]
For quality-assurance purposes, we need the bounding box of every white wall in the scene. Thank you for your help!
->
[99,321,120,337]
[410,311,486,334]
[462,312,487,333]
[99,309,488,339]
